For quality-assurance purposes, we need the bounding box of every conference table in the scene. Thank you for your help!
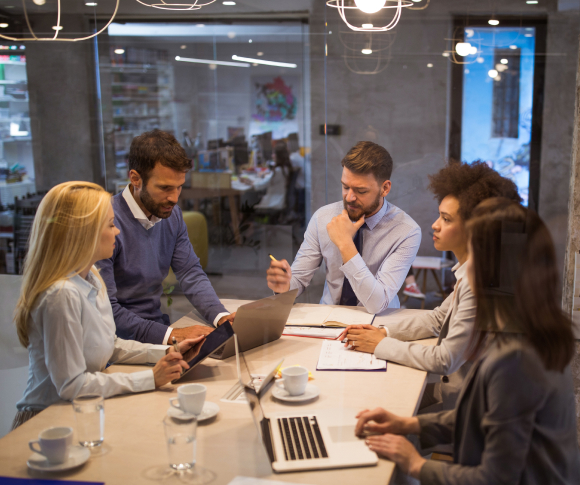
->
[0,301,435,485]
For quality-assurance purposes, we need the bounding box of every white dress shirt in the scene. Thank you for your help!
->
[290,199,421,314]
[122,185,228,343]
[374,262,476,410]
[17,269,168,411]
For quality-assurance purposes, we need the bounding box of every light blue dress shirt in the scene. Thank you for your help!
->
[290,199,421,314]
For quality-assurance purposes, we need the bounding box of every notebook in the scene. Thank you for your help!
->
[285,305,374,328]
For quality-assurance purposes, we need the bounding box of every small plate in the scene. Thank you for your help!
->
[167,401,220,422]
[27,445,91,472]
[272,383,320,403]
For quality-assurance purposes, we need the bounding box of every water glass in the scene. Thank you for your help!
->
[73,394,105,447]
[163,415,197,471]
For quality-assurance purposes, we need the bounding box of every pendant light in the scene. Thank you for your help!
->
[326,0,413,32]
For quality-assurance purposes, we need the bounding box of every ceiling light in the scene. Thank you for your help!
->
[496,64,508,72]
[223,1,236,4]
[136,0,216,10]
[509,45,517,49]
[114,48,125,54]
[33,0,46,4]
[175,55,250,67]
[427,63,433,68]
[412,0,421,2]
[0,24,8,29]
[52,26,63,31]
[465,28,474,38]
[525,33,533,37]
[354,0,386,14]
[488,69,498,78]
[180,45,186,49]
[227,32,236,39]
[442,52,450,57]
[361,48,372,55]
[232,55,297,68]
[362,24,373,29]
[476,57,484,63]
[500,58,508,64]
[455,42,472,57]
[252,63,258,66]
[469,45,477,55]
[248,39,252,43]
[85,2,97,5]
[526,0,538,3]
[209,64,217,70]
[464,68,470,74]
[488,19,500,26]
[257,52,263,56]
[196,24,205,27]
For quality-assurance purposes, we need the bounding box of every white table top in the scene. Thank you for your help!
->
[0,301,435,485]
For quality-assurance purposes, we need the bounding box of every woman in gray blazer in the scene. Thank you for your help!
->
[355,198,580,484]
[341,161,521,412]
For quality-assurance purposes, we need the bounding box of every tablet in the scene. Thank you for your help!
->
[172,322,235,384]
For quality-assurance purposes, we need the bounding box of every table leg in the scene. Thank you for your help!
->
[228,194,242,245]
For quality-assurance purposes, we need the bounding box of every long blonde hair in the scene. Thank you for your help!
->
[15,181,112,348]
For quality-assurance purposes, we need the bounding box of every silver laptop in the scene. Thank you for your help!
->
[239,352,378,473]
[211,289,298,360]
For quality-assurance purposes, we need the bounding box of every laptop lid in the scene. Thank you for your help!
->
[172,321,234,383]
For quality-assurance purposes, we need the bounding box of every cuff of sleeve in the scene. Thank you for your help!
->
[419,459,445,484]
[213,312,230,327]
[147,345,169,363]
[340,252,366,278]
[131,369,157,393]
[373,336,392,361]
[161,327,173,345]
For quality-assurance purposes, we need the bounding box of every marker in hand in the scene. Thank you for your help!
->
[269,254,287,273]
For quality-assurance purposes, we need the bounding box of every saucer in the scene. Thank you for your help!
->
[27,445,90,472]
[272,383,320,403]
[167,401,220,422]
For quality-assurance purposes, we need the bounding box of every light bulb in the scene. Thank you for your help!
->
[33,0,46,5]
[488,19,499,26]
[500,58,508,64]
[0,23,8,28]
[362,24,374,29]
[509,45,517,50]
[361,49,373,55]
[114,49,125,54]
[469,45,477,55]
[52,26,63,31]
[488,69,498,78]
[354,0,387,14]
[455,42,472,57]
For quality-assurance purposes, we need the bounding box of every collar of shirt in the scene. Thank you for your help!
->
[452,261,467,281]
[122,184,162,230]
[364,198,389,231]
[68,270,101,303]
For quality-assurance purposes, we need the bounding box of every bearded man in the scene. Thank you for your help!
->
[97,129,234,344]
[267,141,421,314]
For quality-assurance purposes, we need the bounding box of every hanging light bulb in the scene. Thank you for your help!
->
[455,42,472,57]
[354,0,387,14]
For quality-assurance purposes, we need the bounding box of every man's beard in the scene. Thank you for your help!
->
[343,192,382,221]
[140,184,175,219]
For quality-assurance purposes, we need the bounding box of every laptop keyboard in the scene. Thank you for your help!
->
[277,416,328,461]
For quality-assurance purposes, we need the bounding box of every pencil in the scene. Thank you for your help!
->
[269,254,287,273]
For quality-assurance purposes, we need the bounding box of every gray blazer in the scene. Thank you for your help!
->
[417,337,580,484]
[375,263,476,411]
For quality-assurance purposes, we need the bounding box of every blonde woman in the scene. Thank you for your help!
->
[12,182,203,429]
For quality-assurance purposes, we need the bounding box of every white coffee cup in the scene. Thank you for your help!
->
[170,384,206,415]
[276,366,309,396]
[29,426,73,464]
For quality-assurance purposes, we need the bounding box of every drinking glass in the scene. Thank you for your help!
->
[163,415,197,471]
[73,394,105,447]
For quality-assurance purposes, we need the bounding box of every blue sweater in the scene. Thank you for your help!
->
[97,193,227,344]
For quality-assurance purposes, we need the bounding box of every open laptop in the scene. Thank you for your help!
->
[239,352,378,473]
[211,289,298,360]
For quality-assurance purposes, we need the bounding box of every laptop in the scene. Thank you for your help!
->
[239,352,378,473]
[172,321,234,384]
[211,289,298,360]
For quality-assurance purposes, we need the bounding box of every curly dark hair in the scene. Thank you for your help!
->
[428,160,522,220]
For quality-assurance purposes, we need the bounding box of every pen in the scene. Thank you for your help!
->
[172,336,180,354]
[269,254,287,273]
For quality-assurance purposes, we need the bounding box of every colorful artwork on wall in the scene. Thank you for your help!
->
[252,76,298,122]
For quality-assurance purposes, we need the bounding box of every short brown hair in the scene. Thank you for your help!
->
[428,160,522,220]
[128,129,191,184]
[466,198,574,372]
[341,141,393,183]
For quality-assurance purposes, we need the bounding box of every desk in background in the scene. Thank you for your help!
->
[0,302,434,485]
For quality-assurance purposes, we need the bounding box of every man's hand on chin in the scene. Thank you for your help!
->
[327,209,365,263]
[170,325,214,342]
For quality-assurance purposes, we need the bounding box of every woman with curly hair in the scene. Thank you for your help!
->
[339,161,521,412]
[354,198,580,483]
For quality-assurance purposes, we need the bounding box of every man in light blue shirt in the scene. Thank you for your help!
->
[267,141,421,314]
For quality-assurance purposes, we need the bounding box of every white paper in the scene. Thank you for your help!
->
[317,340,386,371]
[228,477,315,485]
[324,307,374,327]
[286,305,332,326]
[282,326,343,339]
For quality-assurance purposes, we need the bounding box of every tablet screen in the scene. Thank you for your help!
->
[173,322,234,383]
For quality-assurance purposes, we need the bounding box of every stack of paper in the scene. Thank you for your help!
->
[286,305,374,328]
[282,326,343,339]
[317,340,386,371]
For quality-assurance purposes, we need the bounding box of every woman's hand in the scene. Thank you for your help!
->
[337,324,387,353]
[154,337,205,387]
[365,434,426,479]
[355,407,419,437]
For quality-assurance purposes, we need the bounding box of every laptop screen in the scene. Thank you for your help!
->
[239,352,265,435]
